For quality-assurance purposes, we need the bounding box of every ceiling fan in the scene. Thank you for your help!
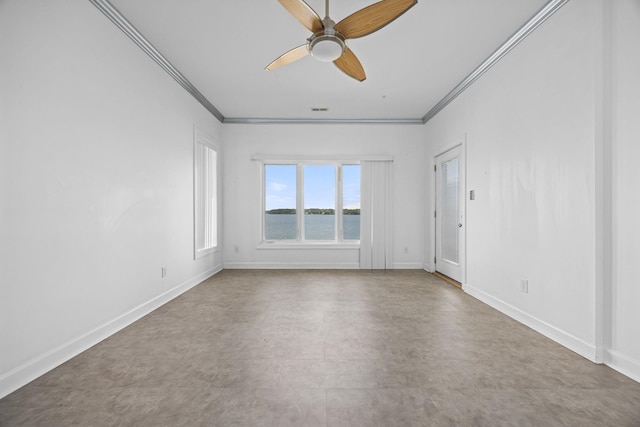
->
[265,0,417,81]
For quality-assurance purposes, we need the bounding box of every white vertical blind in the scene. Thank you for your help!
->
[360,160,393,269]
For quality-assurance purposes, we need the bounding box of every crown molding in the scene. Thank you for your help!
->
[422,0,570,123]
[89,0,225,122]
[223,117,424,125]
[90,0,569,126]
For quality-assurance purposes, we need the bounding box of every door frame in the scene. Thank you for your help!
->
[431,134,467,285]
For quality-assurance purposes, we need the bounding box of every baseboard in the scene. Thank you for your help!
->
[423,263,434,273]
[392,262,425,269]
[606,350,640,384]
[223,262,360,269]
[462,283,597,362]
[224,262,424,270]
[0,265,222,400]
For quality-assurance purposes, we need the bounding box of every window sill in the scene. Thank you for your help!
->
[195,246,220,259]
[257,242,360,250]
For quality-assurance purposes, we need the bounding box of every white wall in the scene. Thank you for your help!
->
[0,0,223,398]
[423,0,640,383]
[424,0,599,359]
[222,124,425,269]
[609,0,640,382]
[2,0,636,401]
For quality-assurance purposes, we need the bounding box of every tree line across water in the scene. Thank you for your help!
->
[266,208,360,215]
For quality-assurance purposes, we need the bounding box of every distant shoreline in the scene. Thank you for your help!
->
[266,208,360,215]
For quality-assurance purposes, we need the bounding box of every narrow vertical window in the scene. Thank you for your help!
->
[342,164,361,240]
[304,165,336,240]
[264,165,297,240]
[194,132,217,258]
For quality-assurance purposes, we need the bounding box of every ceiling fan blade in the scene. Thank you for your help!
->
[334,48,366,82]
[335,0,417,39]
[265,45,310,71]
[277,0,323,33]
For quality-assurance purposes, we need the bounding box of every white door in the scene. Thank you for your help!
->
[435,146,465,283]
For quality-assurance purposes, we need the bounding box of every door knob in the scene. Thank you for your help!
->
[458,223,462,228]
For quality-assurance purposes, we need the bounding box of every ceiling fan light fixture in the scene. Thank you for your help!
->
[309,34,345,62]
[267,0,417,80]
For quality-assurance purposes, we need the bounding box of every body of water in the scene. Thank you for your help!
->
[265,214,360,241]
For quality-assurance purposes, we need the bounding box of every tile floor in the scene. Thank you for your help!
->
[1,270,639,426]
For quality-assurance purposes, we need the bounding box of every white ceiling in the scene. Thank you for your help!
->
[107,0,548,121]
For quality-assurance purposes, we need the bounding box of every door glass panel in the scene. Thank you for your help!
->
[304,165,336,240]
[442,158,459,264]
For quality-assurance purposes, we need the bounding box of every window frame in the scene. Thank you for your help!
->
[260,160,360,247]
[193,129,219,259]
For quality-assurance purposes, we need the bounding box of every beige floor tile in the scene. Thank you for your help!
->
[2,270,639,426]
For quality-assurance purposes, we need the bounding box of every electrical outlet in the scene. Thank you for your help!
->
[234,246,239,254]
[161,267,166,278]
[520,279,528,293]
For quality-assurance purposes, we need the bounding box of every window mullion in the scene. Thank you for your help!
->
[261,162,266,241]
[297,163,304,242]
[336,165,342,242]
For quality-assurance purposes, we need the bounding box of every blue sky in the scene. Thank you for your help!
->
[265,165,360,211]
[265,165,296,210]
[342,165,360,209]
[303,165,335,209]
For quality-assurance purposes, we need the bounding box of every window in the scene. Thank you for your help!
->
[304,165,336,240]
[264,165,297,240]
[342,164,361,241]
[194,131,218,258]
[263,162,360,243]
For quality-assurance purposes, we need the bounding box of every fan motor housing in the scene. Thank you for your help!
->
[308,31,346,62]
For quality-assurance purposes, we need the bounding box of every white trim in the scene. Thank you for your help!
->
[423,264,435,273]
[606,350,640,384]
[392,262,425,269]
[251,154,393,162]
[463,282,597,362]
[422,0,570,123]
[223,262,360,269]
[432,135,467,284]
[0,265,222,399]
[257,243,360,250]
[593,0,614,365]
[296,164,303,240]
[194,128,219,259]
[89,0,224,121]
[225,118,424,125]
[91,0,567,125]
